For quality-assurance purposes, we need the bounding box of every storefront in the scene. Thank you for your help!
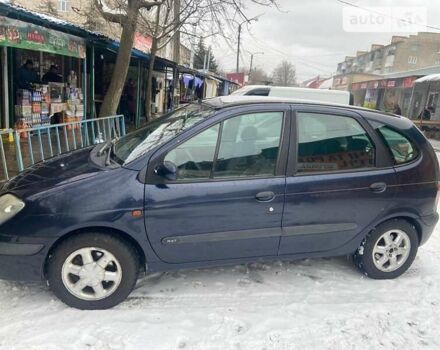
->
[352,76,417,116]
[380,77,416,116]
[352,80,384,110]
[0,16,86,129]
[409,74,440,121]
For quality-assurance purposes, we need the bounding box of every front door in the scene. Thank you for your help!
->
[145,106,290,263]
[279,107,397,256]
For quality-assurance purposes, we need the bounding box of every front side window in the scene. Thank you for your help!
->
[164,125,219,180]
[214,112,283,177]
[163,111,284,181]
[297,112,375,173]
[374,125,419,165]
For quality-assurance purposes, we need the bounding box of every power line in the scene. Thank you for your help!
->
[245,32,334,74]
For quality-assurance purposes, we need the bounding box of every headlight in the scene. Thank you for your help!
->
[0,194,25,225]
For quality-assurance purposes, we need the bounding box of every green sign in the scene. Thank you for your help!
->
[0,17,86,58]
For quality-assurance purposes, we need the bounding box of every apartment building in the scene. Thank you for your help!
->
[12,0,89,27]
[336,33,440,77]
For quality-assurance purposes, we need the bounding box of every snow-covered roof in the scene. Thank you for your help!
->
[415,74,440,84]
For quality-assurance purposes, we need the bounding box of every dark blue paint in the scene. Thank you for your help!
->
[280,168,398,255]
[145,177,285,263]
[0,101,438,282]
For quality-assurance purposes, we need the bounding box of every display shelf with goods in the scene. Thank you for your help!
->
[15,85,50,130]
[14,81,83,133]
[64,85,83,130]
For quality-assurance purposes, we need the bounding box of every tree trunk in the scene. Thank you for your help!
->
[99,12,138,118]
[145,38,158,122]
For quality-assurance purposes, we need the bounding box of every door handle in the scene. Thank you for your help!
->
[370,182,387,193]
[256,191,275,202]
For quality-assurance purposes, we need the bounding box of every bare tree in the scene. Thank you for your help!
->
[77,4,106,32]
[139,0,204,120]
[85,0,279,119]
[272,60,297,87]
[249,67,270,85]
[38,0,58,16]
[92,0,163,118]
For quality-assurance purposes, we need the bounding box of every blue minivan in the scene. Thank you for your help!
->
[0,96,438,309]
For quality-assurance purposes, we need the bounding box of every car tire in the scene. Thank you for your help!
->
[47,233,139,310]
[353,219,419,279]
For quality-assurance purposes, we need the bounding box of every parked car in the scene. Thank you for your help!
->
[231,85,353,105]
[0,96,438,309]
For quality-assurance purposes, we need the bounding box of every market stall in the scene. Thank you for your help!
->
[0,15,86,129]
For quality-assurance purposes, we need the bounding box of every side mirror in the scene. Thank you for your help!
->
[155,161,177,181]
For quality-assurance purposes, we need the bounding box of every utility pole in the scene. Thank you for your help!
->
[236,23,242,73]
[236,15,260,73]
[249,51,264,82]
[207,46,211,72]
[203,52,207,71]
[249,52,253,76]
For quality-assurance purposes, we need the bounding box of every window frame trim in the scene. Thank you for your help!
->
[145,104,291,185]
[287,105,393,177]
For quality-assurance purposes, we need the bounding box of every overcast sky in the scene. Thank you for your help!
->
[206,0,440,82]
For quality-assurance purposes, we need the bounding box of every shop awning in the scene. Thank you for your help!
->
[0,15,87,58]
[414,74,440,84]
[106,41,150,60]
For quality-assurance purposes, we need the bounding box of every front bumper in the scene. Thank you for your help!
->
[0,240,47,281]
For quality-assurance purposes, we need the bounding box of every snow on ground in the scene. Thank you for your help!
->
[1,149,440,350]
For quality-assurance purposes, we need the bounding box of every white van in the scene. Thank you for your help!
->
[231,85,353,105]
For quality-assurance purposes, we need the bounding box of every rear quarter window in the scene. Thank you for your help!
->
[375,125,419,165]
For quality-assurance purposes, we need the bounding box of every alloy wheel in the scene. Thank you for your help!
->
[61,247,123,301]
[371,229,411,273]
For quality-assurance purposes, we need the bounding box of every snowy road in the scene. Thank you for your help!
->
[1,153,440,350]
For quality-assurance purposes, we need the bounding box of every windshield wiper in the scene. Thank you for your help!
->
[105,138,119,166]
[97,140,112,156]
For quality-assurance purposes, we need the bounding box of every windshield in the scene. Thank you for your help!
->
[113,103,215,164]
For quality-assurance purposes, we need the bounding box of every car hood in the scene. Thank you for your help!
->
[2,147,105,197]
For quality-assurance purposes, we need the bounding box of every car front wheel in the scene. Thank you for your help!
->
[47,233,139,309]
[354,219,419,279]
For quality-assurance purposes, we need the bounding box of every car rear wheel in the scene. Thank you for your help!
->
[354,219,419,279]
[47,233,139,309]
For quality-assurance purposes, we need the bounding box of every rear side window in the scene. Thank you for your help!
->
[375,126,419,165]
[297,112,375,173]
